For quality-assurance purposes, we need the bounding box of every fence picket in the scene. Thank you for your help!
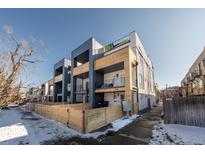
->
[164,96,205,127]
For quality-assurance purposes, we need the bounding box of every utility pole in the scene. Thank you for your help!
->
[165,83,168,100]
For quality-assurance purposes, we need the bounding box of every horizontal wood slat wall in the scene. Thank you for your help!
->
[73,62,89,76]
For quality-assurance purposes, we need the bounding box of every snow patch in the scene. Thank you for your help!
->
[150,124,205,145]
[83,114,140,140]
[0,123,28,143]
[0,107,140,144]
[0,107,80,145]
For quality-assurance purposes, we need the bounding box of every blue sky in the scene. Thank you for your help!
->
[0,9,205,89]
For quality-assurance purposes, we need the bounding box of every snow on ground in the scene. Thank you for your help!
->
[0,107,80,145]
[84,114,140,139]
[150,123,205,145]
[0,107,139,144]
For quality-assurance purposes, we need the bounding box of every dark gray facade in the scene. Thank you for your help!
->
[53,58,71,102]
[71,38,103,108]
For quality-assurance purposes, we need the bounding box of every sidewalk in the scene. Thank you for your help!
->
[100,104,163,145]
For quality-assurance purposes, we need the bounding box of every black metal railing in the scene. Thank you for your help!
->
[76,85,89,93]
[96,77,125,89]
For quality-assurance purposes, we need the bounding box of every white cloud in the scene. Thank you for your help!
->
[3,24,13,36]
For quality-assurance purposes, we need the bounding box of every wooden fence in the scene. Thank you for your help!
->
[25,103,90,130]
[26,103,69,124]
[25,103,124,133]
[84,105,123,132]
[164,96,205,127]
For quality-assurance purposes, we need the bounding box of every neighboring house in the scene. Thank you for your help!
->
[27,86,42,102]
[160,86,181,102]
[27,58,71,103]
[71,31,156,112]
[44,79,54,102]
[53,58,71,102]
[39,81,53,102]
[181,47,205,96]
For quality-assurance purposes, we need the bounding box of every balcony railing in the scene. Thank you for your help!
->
[76,85,89,94]
[192,87,205,96]
[54,74,63,83]
[97,35,131,54]
[73,62,89,76]
[96,77,125,89]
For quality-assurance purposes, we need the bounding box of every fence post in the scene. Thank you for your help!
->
[163,101,167,123]
[105,108,107,124]
[67,108,70,127]
[82,110,86,133]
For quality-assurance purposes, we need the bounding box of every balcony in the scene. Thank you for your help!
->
[75,85,89,94]
[192,87,205,96]
[187,75,193,82]
[192,71,199,78]
[73,62,89,76]
[95,77,125,93]
[48,79,54,85]
[54,74,63,83]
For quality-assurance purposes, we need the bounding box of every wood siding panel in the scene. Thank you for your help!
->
[54,74,63,83]
[94,47,129,71]
[73,62,89,76]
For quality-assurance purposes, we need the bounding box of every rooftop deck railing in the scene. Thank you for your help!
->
[97,35,131,54]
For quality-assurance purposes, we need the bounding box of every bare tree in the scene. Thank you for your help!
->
[0,25,45,109]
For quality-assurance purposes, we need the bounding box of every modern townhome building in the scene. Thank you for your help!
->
[27,87,39,102]
[181,47,205,96]
[71,31,156,112]
[44,79,54,102]
[53,58,71,102]
[27,78,53,102]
